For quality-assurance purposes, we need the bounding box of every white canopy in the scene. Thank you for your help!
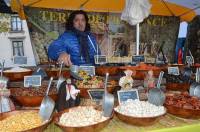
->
[121,0,151,25]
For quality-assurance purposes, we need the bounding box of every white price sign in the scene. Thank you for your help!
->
[79,66,95,76]
[168,67,179,75]
[24,75,41,87]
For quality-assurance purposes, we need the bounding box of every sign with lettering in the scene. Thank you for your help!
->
[168,66,179,75]
[13,56,27,65]
[88,89,104,101]
[32,68,47,79]
[24,75,41,87]
[25,7,179,64]
[94,55,107,64]
[117,89,139,104]
[132,55,144,63]
[79,66,95,76]
[145,57,156,63]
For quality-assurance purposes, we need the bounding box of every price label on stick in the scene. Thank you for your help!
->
[32,68,47,79]
[132,55,144,63]
[168,66,179,75]
[94,55,107,64]
[13,56,27,65]
[145,57,156,64]
[117,89,139,104]
[24,75,41,87]
[88,89,104,101]
[79,66,95,76]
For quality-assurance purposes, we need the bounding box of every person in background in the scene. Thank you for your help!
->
[48,10,101,66]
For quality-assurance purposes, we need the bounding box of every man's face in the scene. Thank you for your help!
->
[73,14,86,32]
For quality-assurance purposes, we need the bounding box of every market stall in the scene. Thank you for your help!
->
[0,0,200,132]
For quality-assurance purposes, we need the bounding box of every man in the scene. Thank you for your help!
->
[48,10,100,66]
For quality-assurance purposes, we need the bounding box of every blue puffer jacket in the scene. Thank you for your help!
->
[48,31,100,65]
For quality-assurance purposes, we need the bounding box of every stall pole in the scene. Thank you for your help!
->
[136,23,140,55]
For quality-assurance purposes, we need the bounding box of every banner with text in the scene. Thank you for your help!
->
[24,7,180,63]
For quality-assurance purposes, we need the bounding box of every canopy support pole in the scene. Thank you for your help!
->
[161,0,175,16]
[179,6,200,17]
[136,23,140,55]
[26,0,43,6]
[79,0,90,9]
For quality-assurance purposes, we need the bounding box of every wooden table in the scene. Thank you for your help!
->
[44,114,200,132]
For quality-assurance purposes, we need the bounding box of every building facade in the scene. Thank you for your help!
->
[0,13,36,67]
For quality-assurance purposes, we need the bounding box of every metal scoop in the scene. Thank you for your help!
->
[148,71,165,106]
[70,65,83,80]
[182,67,193,83]
[102,73,114,117]
[190,68,199,96]
[190,68,200,98]
[56,61,65,90]
[39,77,55,121]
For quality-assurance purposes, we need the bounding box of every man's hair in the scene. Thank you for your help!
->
[66,10,91,32]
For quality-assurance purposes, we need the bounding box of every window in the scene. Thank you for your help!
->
[11,16,22,31]
[12,41,24,56]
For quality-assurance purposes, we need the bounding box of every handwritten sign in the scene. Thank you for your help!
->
[145,57,156,63]
[132,55,144,63]
[32,68,47,79]
[88,89,104,101]
[24,75,41,87]
[168,67,179,75]
[13,56,27,65]
[79,66,95,76]
[94,55,107,64]
[117,89,139,104]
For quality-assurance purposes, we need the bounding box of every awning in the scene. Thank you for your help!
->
[10,0,199,21]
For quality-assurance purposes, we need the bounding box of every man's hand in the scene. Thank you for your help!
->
[58,52,72,66]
